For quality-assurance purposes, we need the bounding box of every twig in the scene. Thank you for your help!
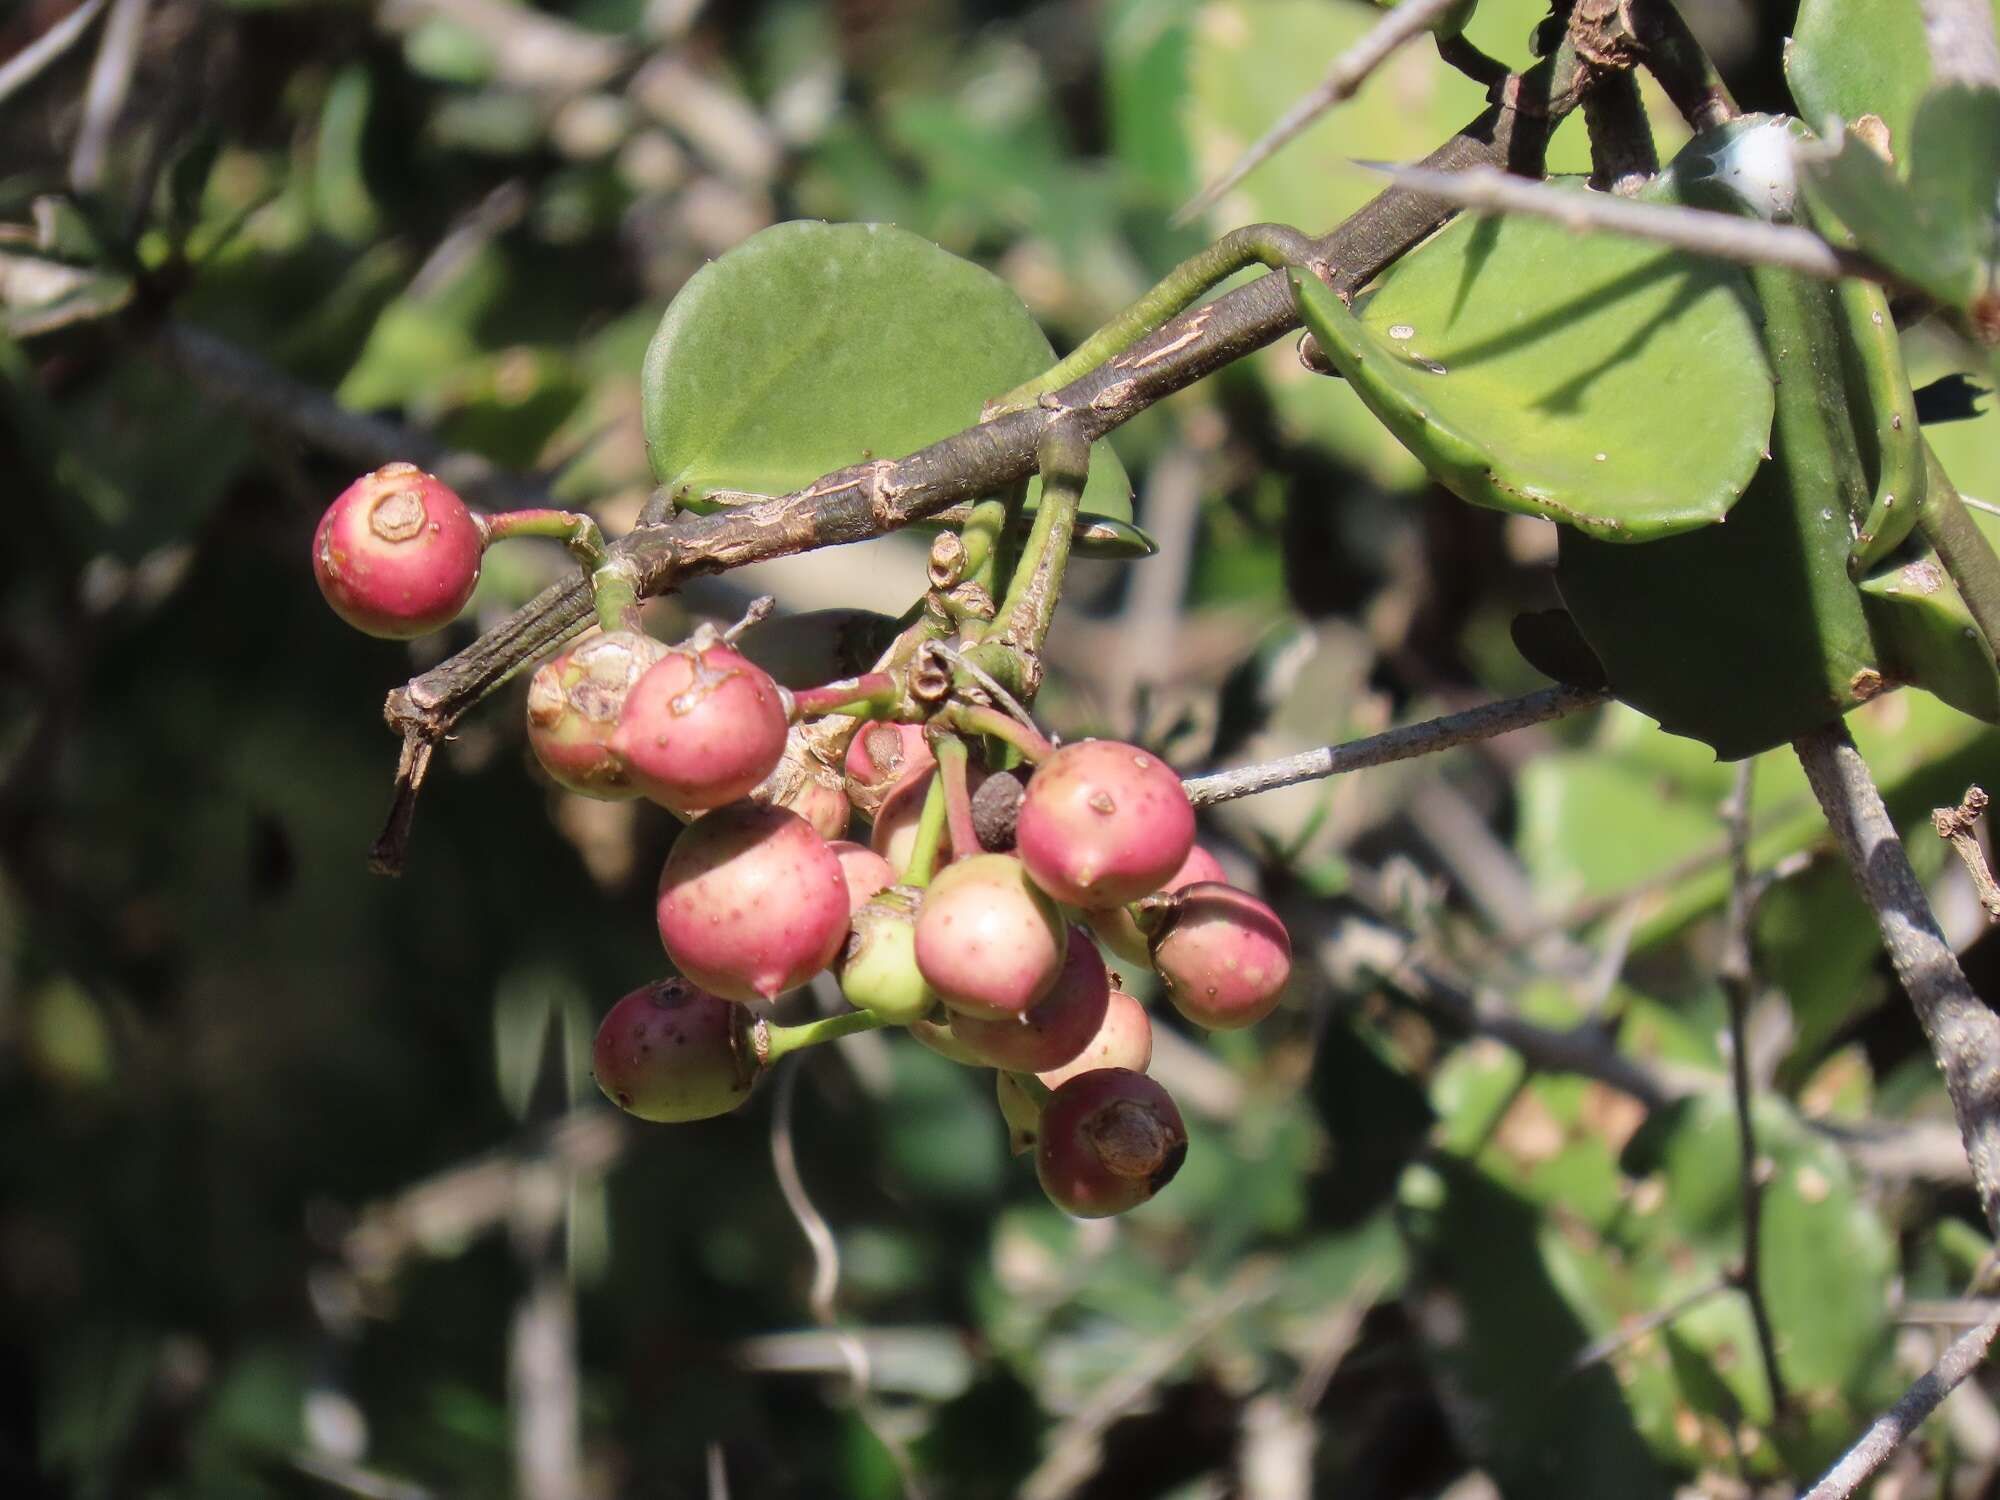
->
[1904,1300,2000,1325]
[1174,0,1472,226]
[289,1453,436,1500]
[1324,919,1688,1110]
[1936,787,2000,920]
[1719,760,1788,1416]
[1920,0,2000,88]
[158,322,552,512]
[509,1175,582,1500]
[1021,1259,1283,1500]
[1803,1310,2000,1500]
[1181,685,1605,808]
[236,47,1588,867]
[1366,163,1878,284]
[1580,69,1658,195]
[342,1107,628,1279]
[1623,0,1737,130]
[1794,721,2000,1239]
[768,1062,927,1500]
[69,0,150,192]
[0,0,108,108]
[1571,1274,1731,1373]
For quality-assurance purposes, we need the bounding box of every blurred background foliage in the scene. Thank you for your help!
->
[6,0,2000,1496]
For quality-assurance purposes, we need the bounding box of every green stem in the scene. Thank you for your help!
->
[588,560,641,635]
[988,225,1319,417]
[789,671,900,720]
[959,495,1011,596]
[932,732,983,858]
[760,1008,891,1063]
[946,703,1054,764]
[481,508,608,569]
[1919,442,2000,666]
[899,768,950,888]
[968,425,1091,697]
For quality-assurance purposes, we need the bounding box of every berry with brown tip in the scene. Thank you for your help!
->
[612,641,790,813]
[1037,987,1153,1091]
[656,803,849,1002]
[752,742,852,841]
[844,721,934,818]
[949,927,1110,1072]
[1145,882,1291,1030]
[525,631,670,799]
[592,978,759,1122]
[1016,740,1195,908]
[1036,1069,1187,1218]
[313,463,484,638]
[1087,843,1227,965]
[912,854,1067,1019]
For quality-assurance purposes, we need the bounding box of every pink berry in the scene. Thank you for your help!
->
[869,766,940,872]
[949,927,1110,1072]
[1087,843,1227,965]
[845,722,934,817]
[312,463,484,638]
[592,978,759,1122]
[612,642,790,813]
[1147,882,1291,1030]
[656,803,850,1002]
[1038,987,1153,1091]
[1016,740,1195,908]
[870,761,988,873]
[752,737,853,840]
[828,840,895,913]
[1036,1069,1187,1218]
[525,631,670,799]
[913,854,1068,1020]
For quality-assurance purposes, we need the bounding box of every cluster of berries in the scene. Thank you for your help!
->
[313,464,1293,1219]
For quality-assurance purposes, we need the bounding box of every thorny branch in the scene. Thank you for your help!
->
[1795,721,2000,1240]
[1368,163,1877,284]
[1180,685,1606,808]
[1719,761,1788,1417]
[359,43,1601,870]
[1174,0,1478,226]
[1803,1310,2000,1500]
[1935,786,2000,921]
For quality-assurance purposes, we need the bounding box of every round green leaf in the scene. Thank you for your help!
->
[1180,0,1634,486]
[1786,0,1932,152]
[1787,0,2000,157]
[641,220,1131,521]
[1288,193,1775,540]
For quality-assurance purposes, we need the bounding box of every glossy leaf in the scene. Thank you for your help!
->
[1289,194,1774,539]
[641,220,1132,521]
[1183,0,1593,487]
[1801,87,2000,312]
[1556,122,1897,757]
[1785,0,1932,151]
[1860,504,2000,723]
[1787,0,2000,163]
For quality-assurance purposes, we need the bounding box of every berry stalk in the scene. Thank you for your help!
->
[898,766,951,888]
[933,732,983,859]
[758,1008,893,1063]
